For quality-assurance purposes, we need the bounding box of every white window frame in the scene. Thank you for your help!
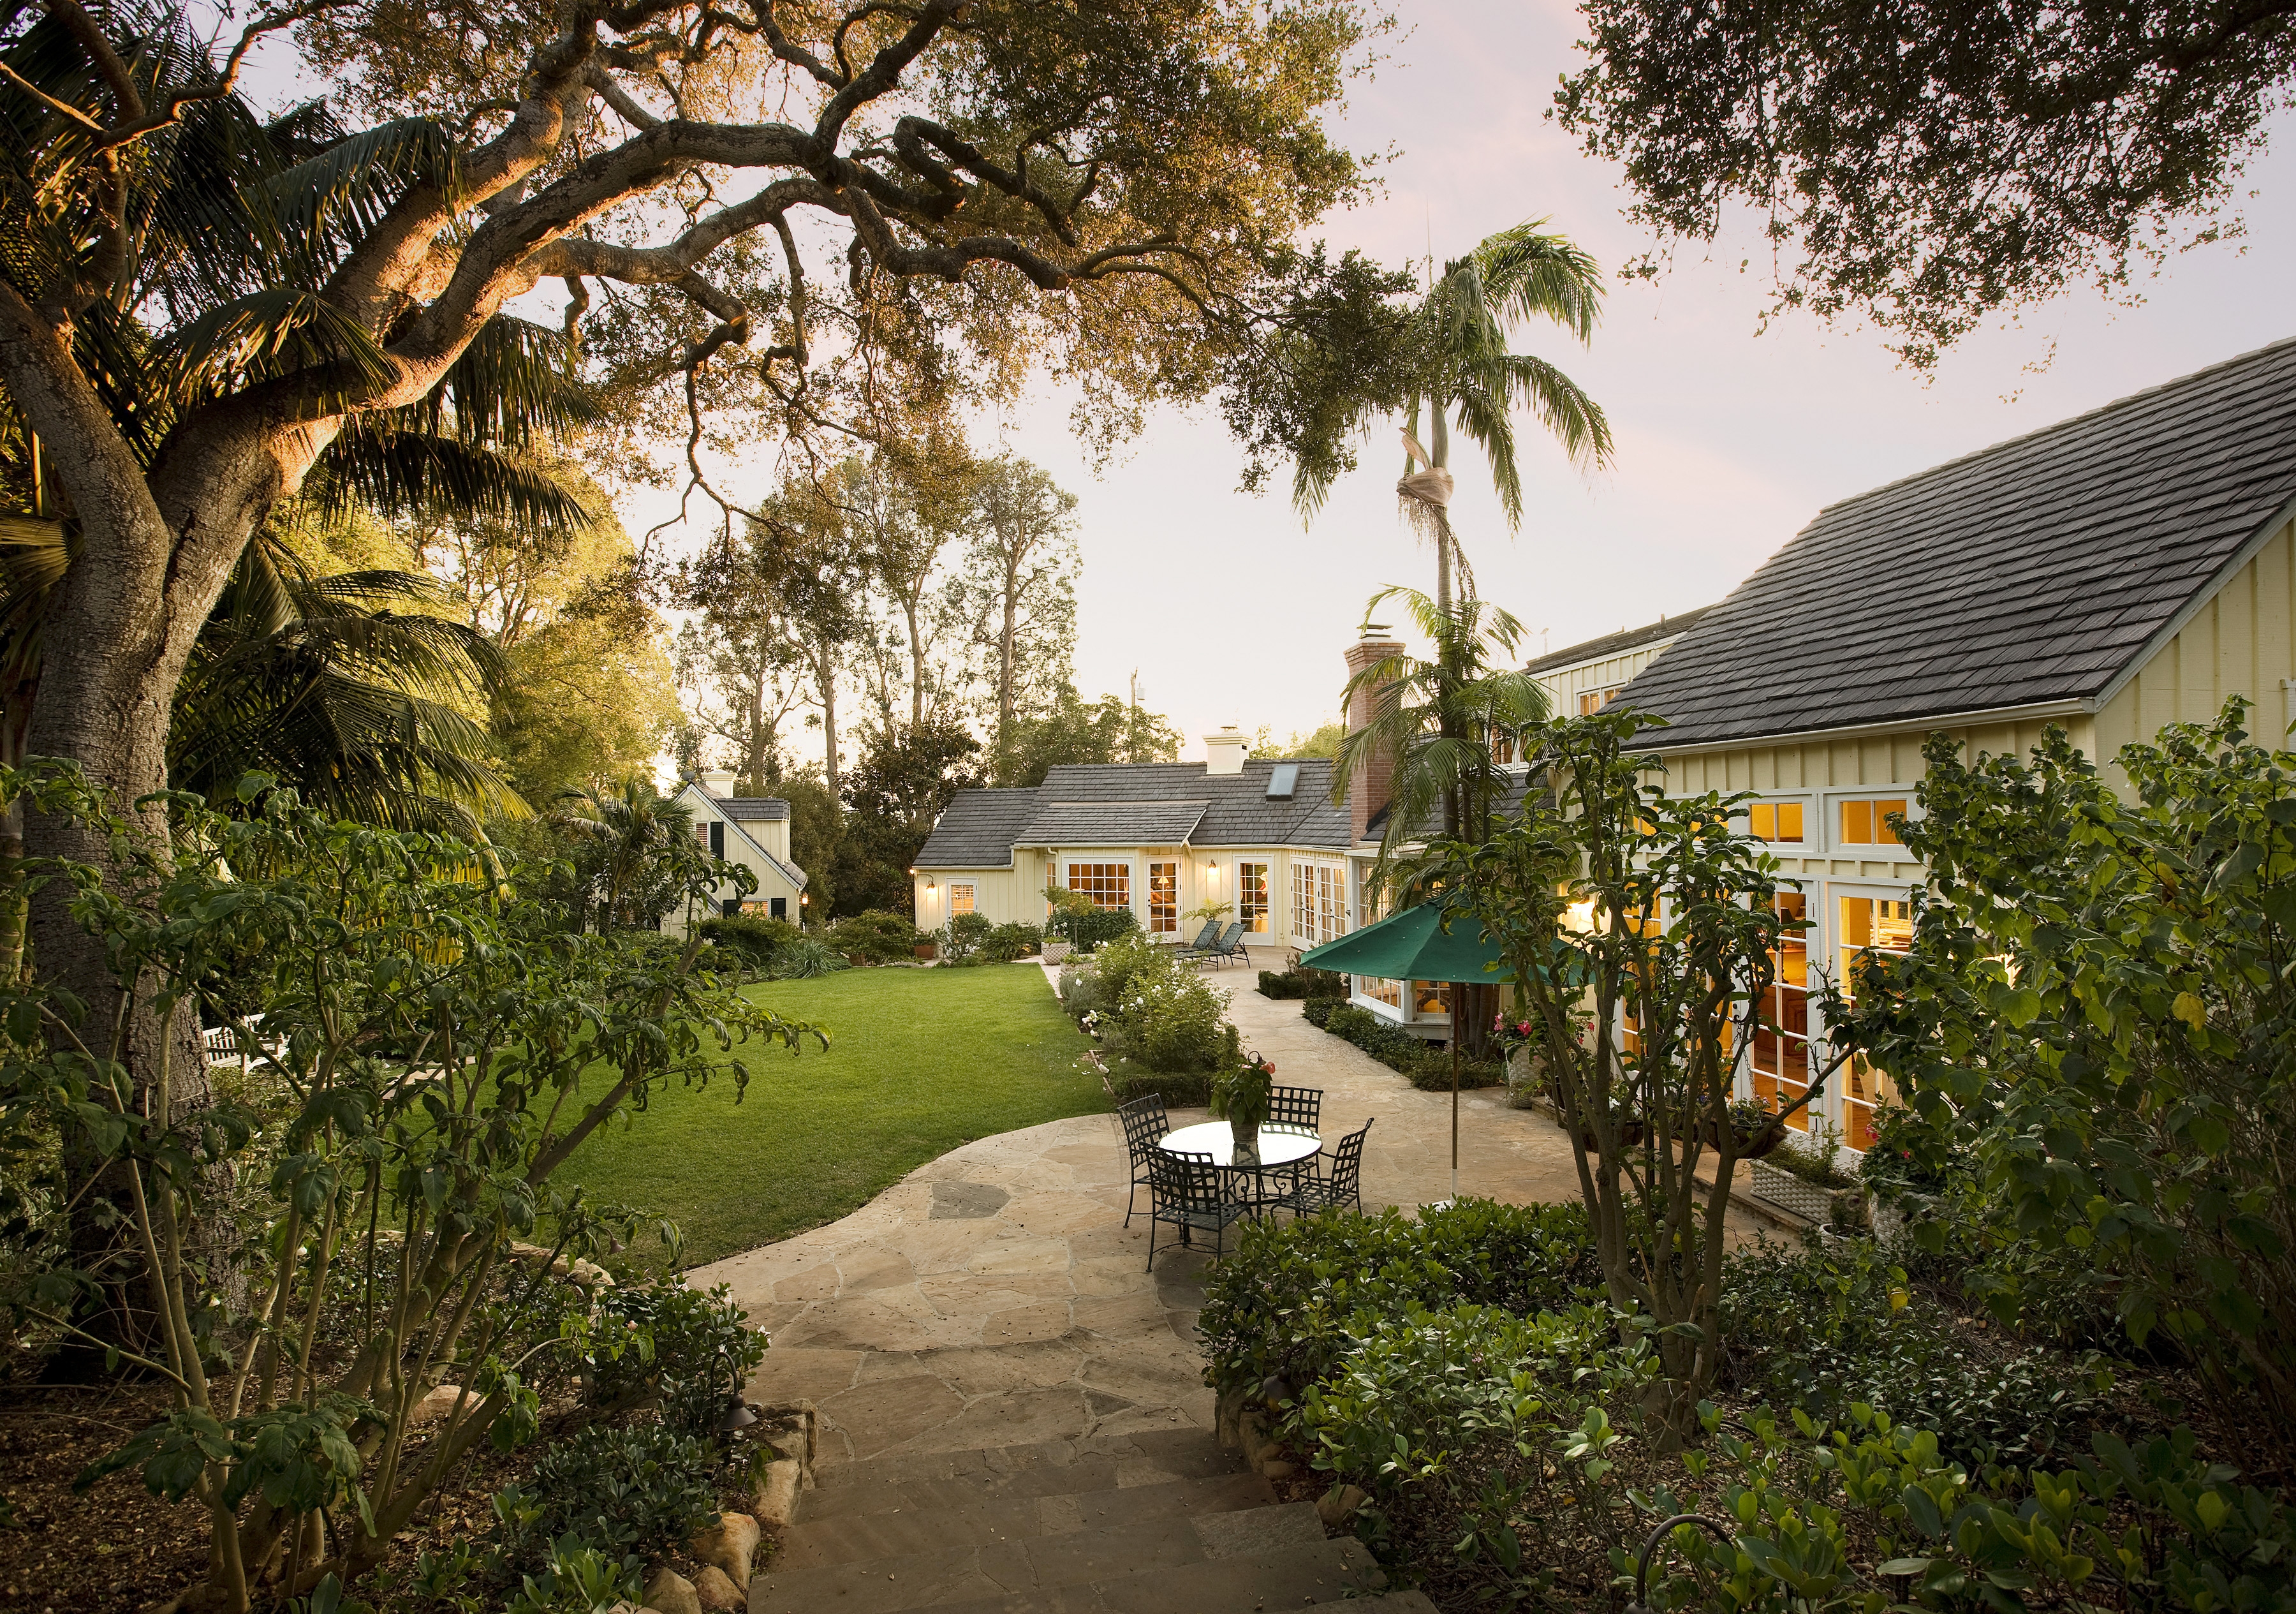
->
[1063,857,1135,912]
[1820,787,1922,860]
[1742,794,1816,851]
[948,882,976,915]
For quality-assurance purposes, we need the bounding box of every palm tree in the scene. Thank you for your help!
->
[1295,220,1615,611]
[551,777,708,933]
[1335,586,1549,1057]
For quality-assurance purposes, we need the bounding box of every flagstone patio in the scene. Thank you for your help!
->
[696,949,1767,1470]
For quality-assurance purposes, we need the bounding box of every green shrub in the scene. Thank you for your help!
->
[1103,958,1225,1074]
[1064,903,1138,952]
[1302,996,1341,1030]
[504,1423,719,1565]
[1056,959,1100,1020]
[984,921,1042,960]
[825,907,921,963]
[1307,1000,1501,1087]
[1718,1241,2113,1464]
[587,1281,767,1439]
[500,1537,646,1614]
[936,910,994,961]
[1197,1199,1602,1398]
[1260,966,1348,1000]
[1108,1066,1212,1107]
[768,937,847,979]
[695,912,798,968]
[1402,1050,1506,1091]
[1258,968,1305,998]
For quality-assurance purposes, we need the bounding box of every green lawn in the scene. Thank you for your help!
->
[552,963,1103,1267]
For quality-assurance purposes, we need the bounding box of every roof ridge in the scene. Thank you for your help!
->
[1812,334,2296,521]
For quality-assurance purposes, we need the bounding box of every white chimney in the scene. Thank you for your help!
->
[1203,727,1248,776]
[698,768,737,796]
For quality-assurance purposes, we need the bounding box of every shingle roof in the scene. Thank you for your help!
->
[1019,800,1210,845]
[715,796,789,821]
[915,759,1354,868]
[1624,338,2296,750]
[915,788,1041,868]
[1524,607,1713,674]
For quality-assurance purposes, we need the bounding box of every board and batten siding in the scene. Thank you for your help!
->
[1534,637,1682,718]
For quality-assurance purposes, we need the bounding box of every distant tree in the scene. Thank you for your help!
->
[836,717,983,914]
[1552,0,2296,367]
[997,686,1185,788]
[1251,719,1347,760]
[844,447,971,733]
[550,776,723,933]
[672,581,809,789]
[772,766,845,921]
[954,459,1082,764]
[723,479,872,787]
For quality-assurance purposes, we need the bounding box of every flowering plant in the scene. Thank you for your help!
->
[1490,1012,1542,1055]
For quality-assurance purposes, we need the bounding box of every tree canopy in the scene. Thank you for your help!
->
[1553,0,2296,366]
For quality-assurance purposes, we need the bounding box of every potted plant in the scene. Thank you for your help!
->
[1208,1026,1274,1166]
[1041,885,1093,963]
[1702,1096,1788,1159]
[915,938,939,961]
[1559,1092,1643,1151]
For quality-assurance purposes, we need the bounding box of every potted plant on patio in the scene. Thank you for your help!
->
[1209,1026,1275,1166]
[1041,885,1094,963]
[1702,1095,1788,1160]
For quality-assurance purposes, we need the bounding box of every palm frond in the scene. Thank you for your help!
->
[1498,352,1614,470]
[1473,219,1606,343]
[1447,376,1524,526]
[155,287,395,406]
[269,117,462,260]
[314,429,594,537]
[414,316,598,447]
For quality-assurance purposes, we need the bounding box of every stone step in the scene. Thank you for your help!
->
[909,1535,1385,1614]
[747,1500,1334,1614]
[776,1470,1278,1570]
[799,1430,1246,1523]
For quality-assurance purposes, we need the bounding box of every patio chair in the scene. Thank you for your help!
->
[1117,1092,1170,1227]
[1166,919,1221,953]
[1180,921,1247,969]
[1265,1084,1322,1133]
[1281,1118,1373,1217]
[1145,1149,1250,1270]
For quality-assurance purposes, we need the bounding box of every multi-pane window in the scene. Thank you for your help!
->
[1751,892,1811,1130]
[1837,896,1913,1150]
[1066,862,1130,910]
[1748,802,1805,844]
[1837,797,1909,848]
[1146,863,1178,933]
[949,882,976,915]
[1291,861,1350,948]
[1237,863,1270,933]
[1578,685,1625,715]
[1413,981,1451,1016]
[1362,976,1402,1009]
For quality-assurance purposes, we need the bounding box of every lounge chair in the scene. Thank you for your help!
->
[1179,921,1247,969]
[1164,919,1221,954]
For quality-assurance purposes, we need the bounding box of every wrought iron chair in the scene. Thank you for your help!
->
[1282,1118,1373,1217]
[1265,1084,1322,1133]
[1117,1093,1170,1227]
[1145,1148,1249,1270]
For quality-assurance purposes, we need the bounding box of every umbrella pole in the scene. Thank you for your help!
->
[1450,1031,1461,1204]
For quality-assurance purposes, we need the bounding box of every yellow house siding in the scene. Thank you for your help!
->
[1536,638,1681,716]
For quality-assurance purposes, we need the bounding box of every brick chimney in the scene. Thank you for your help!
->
[1344,625,1403,845]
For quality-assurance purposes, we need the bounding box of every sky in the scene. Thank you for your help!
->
[938,0,2296,761]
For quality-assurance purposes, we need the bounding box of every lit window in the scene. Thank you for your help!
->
[1490,734,1517,764]
[1414,981,1450,1016]
[1578,685,1624,716]
[1838,798,1908,847]
[1066,863,1130,910]
[1837,896,1913,1150]
[1146,863,1177,933]
[949,883,975,915]
[1362,977,1402,1009]
[1238,863,1270,933]
[1748,802,1805,844]
[1751,892,1812,1132]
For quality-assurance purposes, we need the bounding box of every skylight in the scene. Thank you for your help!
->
[1266,763,1299,799]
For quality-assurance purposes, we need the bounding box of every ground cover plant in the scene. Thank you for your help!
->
[556,963,1100,1265]
[1302,998,1506,1091]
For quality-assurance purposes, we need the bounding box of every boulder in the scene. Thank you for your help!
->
[689,1512,761,1585]
[691,1566,743,1612]
[644,1569,702,1614]
[1260,1459,1296,1481]
[1215,1384,1248,1450]
[406,1384,466,1428]
[752,1458,802,1527]
[1238,1410,1272,1469]
[1316,1483,1369,1529]
[566,1258,615,1287]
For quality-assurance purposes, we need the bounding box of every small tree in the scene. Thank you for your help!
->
[1828,703,2296,1431]
[1428,709,1844,1435]
[0,764,819,1611]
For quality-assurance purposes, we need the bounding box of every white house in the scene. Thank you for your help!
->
[670,769,809,927]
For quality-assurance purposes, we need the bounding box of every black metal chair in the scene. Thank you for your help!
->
[1117,1093,1170,1227]
[1282,1118,1373,1216]
[1145,1148,1249,1270]
[1265,1084,1322,1132]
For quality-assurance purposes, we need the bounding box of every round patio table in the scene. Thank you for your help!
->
[1158,1120,1321,1213]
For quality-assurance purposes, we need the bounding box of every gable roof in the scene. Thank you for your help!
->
[1623,337,2296,750]
[718,796,788,821]
[913,759,1353,868]
[1525,607,1712,675]
[673,782,807,889]
[915,787,1041,868]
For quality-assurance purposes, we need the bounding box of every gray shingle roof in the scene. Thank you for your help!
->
[915,788,1041,868]
[1019,801,1209,845]
[1525,607,1713,674]
[915,759,1353,869]
[1624,338,2296,750]
[714,795,789,821]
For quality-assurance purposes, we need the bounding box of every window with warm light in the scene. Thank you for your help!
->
[1837,797,1909,848]
[1238,863,1270,933]
[1414,981,1451,1016]
[1837,895,1913,1150]
[1751,892,1811,1130]
[1146,863,1178,933]
[1748,802,1806,844]
[1578,685,1625,715]
[1362,977,1402,1009]
[1066,862,1130,909]
[948,882,975,915]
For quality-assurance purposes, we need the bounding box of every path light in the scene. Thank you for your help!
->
[1623,1514,1735,1613]
[719,1400,760,1433]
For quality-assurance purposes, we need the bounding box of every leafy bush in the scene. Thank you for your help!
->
[1103,956,1226,1073]
[1108,1065,1211,1107]
[1302,1000,1503,1088]
[499,1537,646,1614]
[1064,903,1138,952]
[1718,1241,2113,1465]
[985,921,1042,959]
[1198,1199,1602,1398]
[503,1423,719,1565]
[1056,959,1100,1020]
[695,912,798,969]
[936,910,995,962]
[587,1281,767,1439]
[1303,996,1341,1030]
[1258,967,1347,1000]
[825,907,920,963]
[1401,1050,1505,1091]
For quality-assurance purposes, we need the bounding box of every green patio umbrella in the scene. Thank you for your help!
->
[1299,902,1512,1204]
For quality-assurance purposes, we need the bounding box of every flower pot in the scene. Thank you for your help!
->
[1043,940,1073,963]
[1703,1116,1788,1160]
[1229,1115,1261,1166]
[914,941,938,961]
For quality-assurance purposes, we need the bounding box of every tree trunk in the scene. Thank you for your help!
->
[1431,404,1452,615]
[906,594,927,730]
[997,549,1021,760]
